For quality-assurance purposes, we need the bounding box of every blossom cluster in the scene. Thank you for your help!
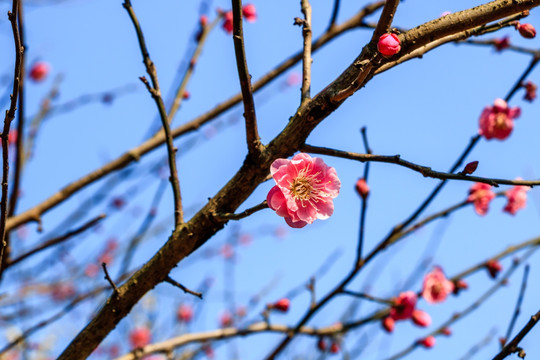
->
[467,181,529,216]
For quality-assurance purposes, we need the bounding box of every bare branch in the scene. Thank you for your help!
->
[123,0,184,225]
[231,0,262,157]
[299,0,312,106]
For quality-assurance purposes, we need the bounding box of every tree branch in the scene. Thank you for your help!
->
[231,0,262,157]
[123,0,184,225]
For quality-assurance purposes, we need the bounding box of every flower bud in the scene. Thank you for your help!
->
[411,309,432,327]
[486,259,503,279]
[29,61,50,82]
[242,4,257,23]
[271,298,290,312]
[329,342,340,354]
[441,327,452,336]
[517,23,536,39]
[317,337,327,352]
[462,161,479,175]
[523,81,537,102]
[377,33,401,57]
[418,335,436,348]
[355,178,370,199]
[382,316,395,333]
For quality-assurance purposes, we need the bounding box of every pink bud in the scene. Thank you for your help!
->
[412,309,432,327]
[441,327,452,336]
[329,342,340,354]
[7,130,17,146]
[377,33,401,58]
[222,11,233,34]
[418,335,436,348]
[355,178,370,199]
[111,197,125,209]
[29,61,50,82]
[177,304,194,323]
[129,327,151,349]
[242,4,257,23]
[486,259,503,278]
[453,279,469,295]
[317,337,327,352]
[523,81,537,102]
[199,15,208,27]
[203,344,215,359]
[517,23,536,39]
[462,161,479,175]
[382,316,395,333]
[272,298,290,312]
[219,311,233,327]
[182,90,190,100]
[493,36,510,51]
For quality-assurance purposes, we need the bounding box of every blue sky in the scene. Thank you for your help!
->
[1,0,540,359]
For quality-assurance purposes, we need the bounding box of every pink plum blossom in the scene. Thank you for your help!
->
[377,33,401,57]
[422,267,454,304]
[478,98,520,140]
[390,291,417,320]
[503,182,529,215]
[267,153,340,228]
[467,182,495,216]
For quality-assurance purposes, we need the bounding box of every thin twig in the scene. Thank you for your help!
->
[123,0,184,225]
[356,127,371,263]
[493,308,540,360]
[168,15,222,122]
[165,276,203,299]
[327,0,340,30]
[8,214,106,267]
[213,201,268,220]
[0,0,23,276]
[119,180,167,276]
[340,290,392,305]
[231,0,262,157]
[502,265,530,347]
[301,144,540,187]
[299,0,312,106]
[459,328,498,360]
[3,0,26,276]
[8,0,25,219]
[102,262,119,294]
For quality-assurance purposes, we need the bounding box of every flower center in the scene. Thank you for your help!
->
[495,113,508,129]
[290,177,313,200]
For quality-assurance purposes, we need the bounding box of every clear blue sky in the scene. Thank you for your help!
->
[1,0,540,359]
